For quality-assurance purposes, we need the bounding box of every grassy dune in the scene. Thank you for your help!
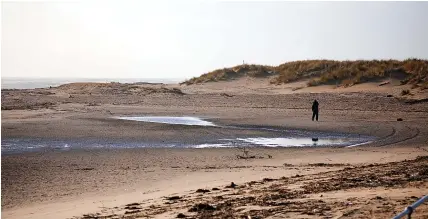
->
[182,64,275,85]
[183,59,428,88]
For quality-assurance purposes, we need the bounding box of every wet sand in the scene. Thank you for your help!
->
[2,80,428,218]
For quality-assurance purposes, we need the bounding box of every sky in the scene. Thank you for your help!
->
[1,1,428,79]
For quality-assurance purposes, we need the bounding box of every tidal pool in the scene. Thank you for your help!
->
[237,137,348,147]
[193,137,369,148]
[116,116,216,126]
[2,116,374,154]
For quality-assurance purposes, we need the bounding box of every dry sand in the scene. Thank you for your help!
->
[1,79,428,218]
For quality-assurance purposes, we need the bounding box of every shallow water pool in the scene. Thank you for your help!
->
[237,137,347,147]
[116,116,216,126]
[1,116,374,154]
[193,137,370,148]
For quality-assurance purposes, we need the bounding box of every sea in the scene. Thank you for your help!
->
[1,77,185,89]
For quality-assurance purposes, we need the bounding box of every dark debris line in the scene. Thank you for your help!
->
[76,156,428,219]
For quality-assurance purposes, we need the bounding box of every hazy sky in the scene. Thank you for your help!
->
[2,1,428,79]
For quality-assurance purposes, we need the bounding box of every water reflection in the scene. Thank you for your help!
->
[116,116,216,126]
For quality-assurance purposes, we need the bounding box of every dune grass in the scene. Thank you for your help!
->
[181,64,275,85]
[182,59,428,87]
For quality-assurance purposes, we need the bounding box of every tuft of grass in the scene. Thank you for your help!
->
[401,89,410,96]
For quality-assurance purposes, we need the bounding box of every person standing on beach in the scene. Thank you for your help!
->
[312,99,319,121]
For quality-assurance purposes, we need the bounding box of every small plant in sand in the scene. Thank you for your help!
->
[235,142,272,159]
[401,89,410,96]
[236,146,255,159]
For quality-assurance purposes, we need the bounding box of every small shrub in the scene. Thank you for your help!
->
[401,90,410,96]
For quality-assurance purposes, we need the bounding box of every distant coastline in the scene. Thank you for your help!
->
[1,77,184,89]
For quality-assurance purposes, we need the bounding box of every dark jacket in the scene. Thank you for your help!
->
[312,100,319,112]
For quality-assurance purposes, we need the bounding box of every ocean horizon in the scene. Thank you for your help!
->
[1,77,185,89]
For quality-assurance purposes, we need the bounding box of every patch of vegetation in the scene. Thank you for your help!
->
[1,102,56,110]
[401,89,410,96]
[57,83,185,95]
[274,59,428,87]
[278,59,428,87]
[181,64,275,85]
[182,59,428,87]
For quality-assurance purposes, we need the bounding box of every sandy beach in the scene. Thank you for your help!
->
[2,79,428,219]
[3,1,428,218]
